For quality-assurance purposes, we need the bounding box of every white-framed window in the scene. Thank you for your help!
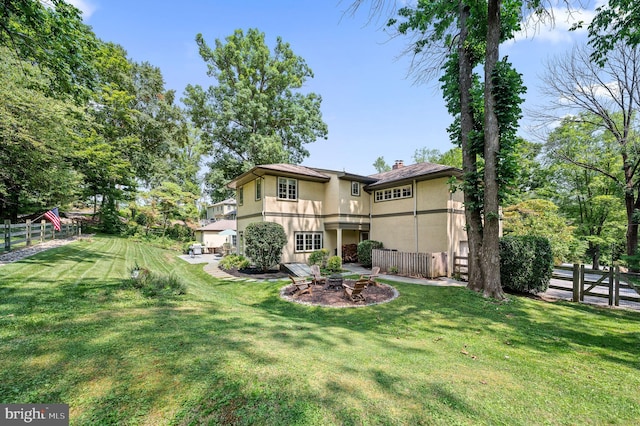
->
[295,232,323,252]
[255,178,262,200]
[351,181,360,196]
[278,177,297,200]
[374,184,412,202]
[238,186,244,205]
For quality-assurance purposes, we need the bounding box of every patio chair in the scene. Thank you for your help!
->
[360,266,380,286]
[343,278,368,303]
[309,264,327,286]
[289,276,313,296]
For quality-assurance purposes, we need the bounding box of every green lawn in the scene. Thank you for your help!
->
[1,235,639,425]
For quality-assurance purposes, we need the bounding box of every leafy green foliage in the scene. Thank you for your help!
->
[244,222,288,271]
[308,248,330,267]
[586,0,640,65]
[357,240,383,268]
[500,235,554,293]
[372,156,391,173]
[544,115,627,267]
[218,254,251,271]
[503,199,584,264]
[0,47,83,220]
[125,266,187,298]
[184,28,328,201]
[326,255,342,273]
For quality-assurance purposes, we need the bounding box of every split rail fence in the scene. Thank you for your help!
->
[372,249,448,279]
[3,219,81,253]
[453,254,640,308]
[550,265,640,307]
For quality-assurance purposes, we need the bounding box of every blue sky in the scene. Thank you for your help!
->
[71,0,601,176]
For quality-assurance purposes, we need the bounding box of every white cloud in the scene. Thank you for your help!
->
[506,4,598,46]
[66,0,97,19]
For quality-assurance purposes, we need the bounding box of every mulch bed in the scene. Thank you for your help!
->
[281,282,398,308]
[223,268,399,307]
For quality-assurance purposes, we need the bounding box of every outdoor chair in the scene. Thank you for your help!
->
[309,264,327,286]
[289,276,313,296]
[343,278,368,303]
[360,266,380,286]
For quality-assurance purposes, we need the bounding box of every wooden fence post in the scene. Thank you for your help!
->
[579,265,586,302]
[614,266,620,307]
[40,220,46,242]
[26,219,32,246]
[4,219,10,252]
[572,263,580,302]
[608,267,614,306]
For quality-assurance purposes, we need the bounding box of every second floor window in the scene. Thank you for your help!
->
[278,177,297,200]
[238,187,244,205]
[255,178,262,200]
[375,184,413,202]
[351,181,360,196]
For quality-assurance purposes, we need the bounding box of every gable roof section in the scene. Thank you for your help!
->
[196,219,236,232]
[227,163,331,189]
[366,162,462,190]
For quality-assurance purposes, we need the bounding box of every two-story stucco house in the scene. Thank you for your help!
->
[227,160,467,276]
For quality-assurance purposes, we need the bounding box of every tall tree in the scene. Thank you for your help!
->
[0,0,98,101]
[544,114,627,268]
[372,156,391,173]
[390,0,526,299]
[539,43,640,261]
[0,47,83,220]
[183,28,328,201]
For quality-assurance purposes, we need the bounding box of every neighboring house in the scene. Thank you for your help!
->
[206,198,237,222]
[194,219,236,253]
[227,161,467,276]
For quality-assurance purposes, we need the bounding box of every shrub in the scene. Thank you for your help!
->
[218,254,250,271]
[166,223,194,241]
[357,240,383,268]
[500,235,553,293]
[327,255,342,273]
[126,265,187,298]
[308,248,330,267]
[244,222,287,271]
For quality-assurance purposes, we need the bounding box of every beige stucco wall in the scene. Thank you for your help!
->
[369,177,467,274]
[233,170,466,275]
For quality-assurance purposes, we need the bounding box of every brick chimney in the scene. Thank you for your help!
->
[392,160,404,170]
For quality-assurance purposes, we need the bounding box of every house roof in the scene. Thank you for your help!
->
[196,219,236,232]
[227,163,331,189]
[207,198,236,208]
[366,162,462,190]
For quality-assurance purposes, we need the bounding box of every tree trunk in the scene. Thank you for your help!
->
[480,0,505,299]
[459,2,485,291]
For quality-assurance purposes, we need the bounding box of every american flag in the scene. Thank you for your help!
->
[44,208,61,231]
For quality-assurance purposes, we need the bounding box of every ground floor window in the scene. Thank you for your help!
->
[295,232,322,252]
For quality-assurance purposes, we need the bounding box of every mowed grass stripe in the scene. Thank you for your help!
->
[0,235,639,425]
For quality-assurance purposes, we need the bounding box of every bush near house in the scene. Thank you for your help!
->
[244,222,287,271]
[327,255,342,273]
[500,235,553,293]
[308,248,330,267]
[357,240,383,268]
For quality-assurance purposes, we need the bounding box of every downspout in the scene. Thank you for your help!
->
[414,179,418,253]
[448,190,454,277]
